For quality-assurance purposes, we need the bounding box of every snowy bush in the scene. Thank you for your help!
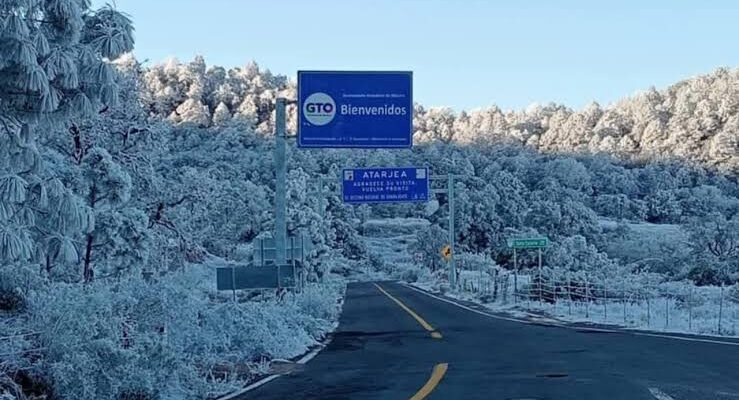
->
[395,263,432,283]
[18,268,345,400]
[547,235,616,274]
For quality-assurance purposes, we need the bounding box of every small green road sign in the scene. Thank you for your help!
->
[507,237,549,249]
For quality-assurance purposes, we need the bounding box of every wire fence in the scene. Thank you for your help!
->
[457,268,739,337]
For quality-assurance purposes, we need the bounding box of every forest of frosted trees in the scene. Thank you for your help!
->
[1,2,738,398]
[139,56,738,174]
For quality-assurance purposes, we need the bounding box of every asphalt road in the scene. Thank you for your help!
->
[246,281,739,400]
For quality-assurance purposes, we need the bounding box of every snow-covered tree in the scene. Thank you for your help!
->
[685,212,739,284]
[211,101,231,125]
[547,235,616,275]
[79,147,144,281]
[0,1,134,275]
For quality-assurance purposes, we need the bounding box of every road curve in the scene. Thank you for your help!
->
[245,281,739,400]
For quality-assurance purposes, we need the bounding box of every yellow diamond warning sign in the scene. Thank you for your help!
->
[440,245,452,261]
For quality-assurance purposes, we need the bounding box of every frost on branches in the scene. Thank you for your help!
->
[0,0,134,280]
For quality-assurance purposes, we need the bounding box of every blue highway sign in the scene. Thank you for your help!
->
[298,71,413,148]
[342,167,429,204]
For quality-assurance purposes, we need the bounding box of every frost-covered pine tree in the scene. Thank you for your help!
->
[211,101,231,125]
[0,1,134,278]
[78,147,152,282]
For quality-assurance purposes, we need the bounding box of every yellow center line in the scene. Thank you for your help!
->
[410,363,449,400]
[374,283,442,339]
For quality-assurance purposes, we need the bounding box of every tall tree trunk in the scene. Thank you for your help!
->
[83,234,94,283]
[83,184,97,283]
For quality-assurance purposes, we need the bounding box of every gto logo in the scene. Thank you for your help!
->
[303,92,336,126]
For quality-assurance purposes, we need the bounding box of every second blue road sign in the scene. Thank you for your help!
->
[342,167,429,204]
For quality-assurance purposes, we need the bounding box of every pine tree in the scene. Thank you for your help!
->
[0,1,134,275]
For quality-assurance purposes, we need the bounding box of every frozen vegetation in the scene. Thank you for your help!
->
[1,1,738,399]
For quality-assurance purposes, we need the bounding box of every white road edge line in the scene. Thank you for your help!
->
[402,283,739,347]
[648,387,676,400]
[214,322,338,400]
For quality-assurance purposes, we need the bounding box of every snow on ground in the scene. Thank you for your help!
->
[413,271,739,338]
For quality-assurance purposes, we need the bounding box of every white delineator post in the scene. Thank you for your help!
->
[275,98,288,265]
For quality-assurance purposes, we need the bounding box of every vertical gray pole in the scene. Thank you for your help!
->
[623,284,627,324]
[585,276,590,318]
[319,178,326,219]
[603,277,608,322]
[291,236,297,291]
[718,285,724,335]
[231,266,236,302]
[448,174,456,289]
[568,271,572,316]
[688,287,693,331]
[665,297,669,329]
[275,98,287,265]
[538,247,543,305]
[260,239,265,267]
[513,248,518,303]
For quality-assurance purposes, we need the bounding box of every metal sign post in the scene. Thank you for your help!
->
[507,237,549,304]
[513,247,518,302]
[538,247,543,305]
[275,98,289,265]
[430,174,459,290]
[448,173,456,289]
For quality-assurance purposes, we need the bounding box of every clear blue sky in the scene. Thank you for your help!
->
[101,0,739,111]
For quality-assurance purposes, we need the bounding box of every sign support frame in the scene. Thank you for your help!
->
[447,173,456,289]
[275,98,291,266]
